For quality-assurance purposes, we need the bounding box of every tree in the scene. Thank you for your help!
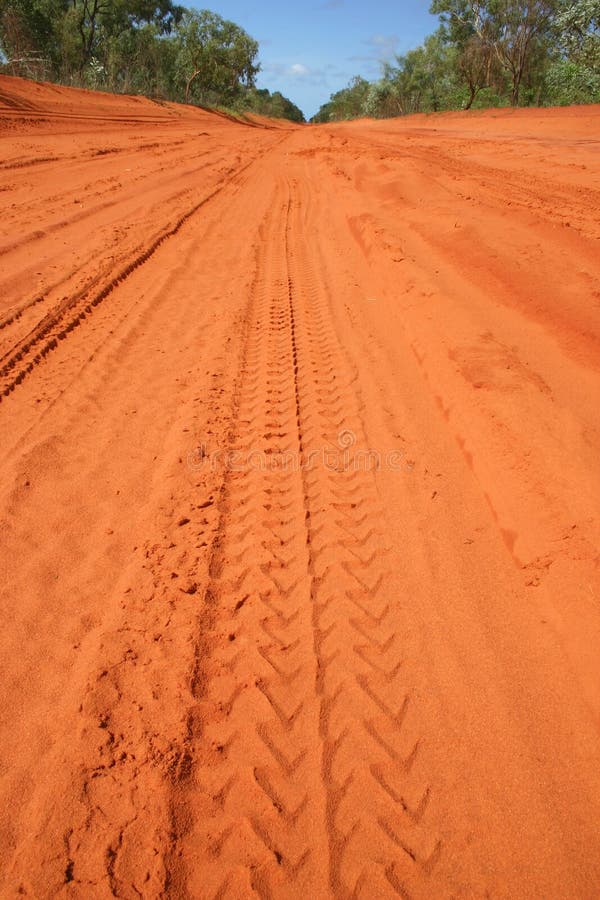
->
[66,0,182,77]
[311,76,370,122]
[431,3,499,107]
[431,0,558,104]
[418,29,459,110]
[0,0,64,76]
[457,34,494,106]
[0,0,183,83]
[174,9,259,105]
[244,88,304,122]
[545,0,600,102]
[554,0,599,65]
[363,79,404,118]
[101,22,177,95]
[376,31,459,115]
[0,1,268,110]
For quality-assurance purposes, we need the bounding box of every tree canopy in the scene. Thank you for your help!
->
[1,1,597,123]
[312,0,599,122]
[0,1,305,121]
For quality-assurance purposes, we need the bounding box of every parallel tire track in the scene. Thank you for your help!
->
[165,174,442,898]
[0,140,287,404]
[164,185,330,899]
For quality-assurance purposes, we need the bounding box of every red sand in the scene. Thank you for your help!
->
[1,75,600,897]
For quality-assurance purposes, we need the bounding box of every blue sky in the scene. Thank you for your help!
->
[189,1,439,119]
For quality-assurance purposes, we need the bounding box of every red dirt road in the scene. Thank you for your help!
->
[1,76,600,898]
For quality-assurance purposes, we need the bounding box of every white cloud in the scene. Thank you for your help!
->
[262,61,326,82]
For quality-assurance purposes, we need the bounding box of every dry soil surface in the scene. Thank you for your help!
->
[1,75,600,898]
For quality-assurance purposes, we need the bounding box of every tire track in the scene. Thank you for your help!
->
[286,175,441,897]
[164,185,329,899]
[0,147,232,342]
[0,151,219,263]
[0,138,288,404]
[164,171,442,898]
[339,129,600,239]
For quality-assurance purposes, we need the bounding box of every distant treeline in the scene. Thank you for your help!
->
[0,2,305,122]
[313,0,599,122]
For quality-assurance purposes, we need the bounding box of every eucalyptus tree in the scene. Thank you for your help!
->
[431,0,558,104]
[174,9,259,105]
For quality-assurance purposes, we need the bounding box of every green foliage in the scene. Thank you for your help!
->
[174,9,258,105]
[2,0,597,122]
[0,0,182,82]
[547,0,599,102]
[240,87,305,122]
[554,0,599,67]
[313,0,599,121]
[363,79,404,118]
[0,1,304,120]
[311,76,370,122]
[545,57,600,102]
[389,30,461,113]
[0,0,63,77]
[430,0,559,105]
